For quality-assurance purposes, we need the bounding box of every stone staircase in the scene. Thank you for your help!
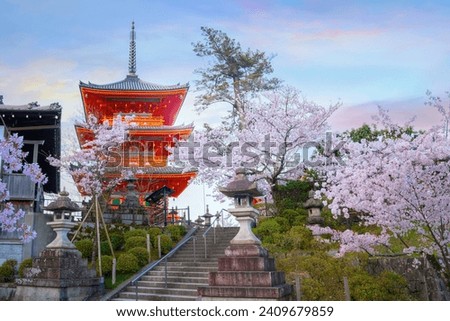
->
[112,227,239,301]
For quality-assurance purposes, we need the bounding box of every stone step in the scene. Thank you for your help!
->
[146,270,213,278]
[125,285,198,296]
[170,253,226,260]
[135,281,208,290]
[168,258,223,263]
[112,227,241,301]
[166,260,218,265]
[140,275,209,283]
[115,291,198,301]
[153,265,217,273]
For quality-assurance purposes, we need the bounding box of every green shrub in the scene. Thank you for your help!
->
[0,261,16,283]
[164,225,186,243]
[281,208,309,226]
[124,229,147,240]
[98,255,113,276]
[116,253,139,274]
[253,218,282,244]
[273,216,290,233]
[124,236,147,251]
[273,180,311,210]
[3,259,17,270]
[100,241,112,256]
[349,270,410,300]
[128,247,149,267]
[18,258,33,278]
[147,227,162,246]
[75,239,93,259]
[280,209,303,225]
[159,234,173,255]
[110,233,125,251]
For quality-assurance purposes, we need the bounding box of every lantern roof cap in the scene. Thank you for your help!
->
[44,188,81,212]
[202,205,214,218]
[219,168,262,198]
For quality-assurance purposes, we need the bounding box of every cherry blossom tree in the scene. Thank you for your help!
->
[172,86,339,198]
[313,107,450,285]
[48,114,132,196]
[0,133,47,241]
[48,114,132,278]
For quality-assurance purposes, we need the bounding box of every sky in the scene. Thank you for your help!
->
[1,0,450,219]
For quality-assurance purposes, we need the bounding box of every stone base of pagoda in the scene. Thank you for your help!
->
[15,248,102,301]
[198,244,292,301]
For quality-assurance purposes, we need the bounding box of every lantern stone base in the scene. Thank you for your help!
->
[198,244,292,300]
[15,248,102,301]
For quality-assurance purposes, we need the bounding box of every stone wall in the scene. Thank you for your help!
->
[0,240,23,265]
[367,256,450,301]
[0,212,54,265]
[0,283,16,300]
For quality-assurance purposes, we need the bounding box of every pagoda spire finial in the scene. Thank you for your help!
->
[128,21,137,76]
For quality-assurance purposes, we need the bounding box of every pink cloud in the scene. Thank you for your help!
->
[330,97,443,132]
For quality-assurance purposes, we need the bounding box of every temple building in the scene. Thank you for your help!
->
[0,96,61,264]
[75,22,196,225]
[0,96,62,205]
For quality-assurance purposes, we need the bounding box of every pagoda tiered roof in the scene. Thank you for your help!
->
[75,123,194,146]
[74,21,197,206]
[104,166,197,197]
[79,75,188,92]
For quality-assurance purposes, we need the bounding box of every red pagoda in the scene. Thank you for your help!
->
[75,22,196,224]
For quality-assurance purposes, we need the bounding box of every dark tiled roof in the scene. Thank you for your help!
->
[0,102,61,112]
[105,166,197,174]
[80,75,188,91]
[44,190,81,212]
[128,124,194,131]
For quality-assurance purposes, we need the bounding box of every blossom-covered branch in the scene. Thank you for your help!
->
[48,115,132,196]
[0,133,47,241]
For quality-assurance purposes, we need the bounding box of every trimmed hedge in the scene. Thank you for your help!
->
[100,241,112,256]
[99,255,113,276]
[164,225,186,243]
[18,258,33,278]
[0,260,17,283]
[159,234,173,255]
[124,229,147,240]
[75,239,93,259]
[116,253,139,274]
[110,233,125,251]
[125,236,147,251]
[147,227,162,246]
[128,247,149,267]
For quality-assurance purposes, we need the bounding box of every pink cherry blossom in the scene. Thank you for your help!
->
[171,87,340,198]
[0,133,47,242]
[317,106,450,282]
[48,114,131,196]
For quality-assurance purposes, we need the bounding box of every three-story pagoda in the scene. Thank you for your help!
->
[75,22,196,223]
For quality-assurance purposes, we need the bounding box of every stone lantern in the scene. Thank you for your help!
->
[202,205,214,226]
[44,189,81,249]
[122,178,140,210]
[15,189,101,301]
[194,216,204,226]
[198,168,291,300]
[218,168,263,247]
[304,190,324,226]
